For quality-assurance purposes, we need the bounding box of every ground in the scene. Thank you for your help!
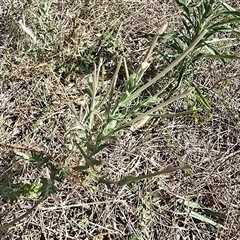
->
[0,1,240,240]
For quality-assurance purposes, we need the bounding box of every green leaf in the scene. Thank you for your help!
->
[102,119,118,136]
[194,44,226,63]
[20,183,41,199]
[205,37,237,44]
[90,143,109,156]
[188,210,226,228]
[117,164,189,186]
[129,235,138,240]
[193,85,211,109]
[221,3,237,11]
[182,18,192,36]
[26,152,50,168]
[116,88,193,133]
[96,132,116,143]
[201,114,213,125]
[47,165,67,183]
[202,208,228,221]
[85,156,101,167]
[174,0,187,8]
[197,54,240,60]
[16,151,31,160]
[219,11,240,17]
[73,165,89,171]
[192,105,199,124]
[127,73,139,91]
[182,13,196,30]
[182,198,229,221]
[210,18,240,28]
[202,3,213,20]
[40,177,58,197]
[139,95,159,107]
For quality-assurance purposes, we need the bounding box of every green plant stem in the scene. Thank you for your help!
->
[96,58,123,111]
[120,29,208,106]
[140,22,168,64]
[89,65,97,130]
[112,88,193,134]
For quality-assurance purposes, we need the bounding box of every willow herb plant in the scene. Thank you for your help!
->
[150,0,240,103]
[69,24,208,186]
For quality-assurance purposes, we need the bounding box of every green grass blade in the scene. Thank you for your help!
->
[219,11,240,17]
[221,2,237,11]
[188,210,226,228]
[193,84,211,109]
[202,208,228,221]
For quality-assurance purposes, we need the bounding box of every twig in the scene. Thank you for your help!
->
[0,197,46,233]
[141,22,168,64]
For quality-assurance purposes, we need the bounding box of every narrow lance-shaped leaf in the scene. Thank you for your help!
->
[96,57,122,111]
[113,88,193,134]
[117,164,189,186]
[210,18,240,28]
[188,210,225,228]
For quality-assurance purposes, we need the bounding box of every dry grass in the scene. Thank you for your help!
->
[0,0,240,239]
